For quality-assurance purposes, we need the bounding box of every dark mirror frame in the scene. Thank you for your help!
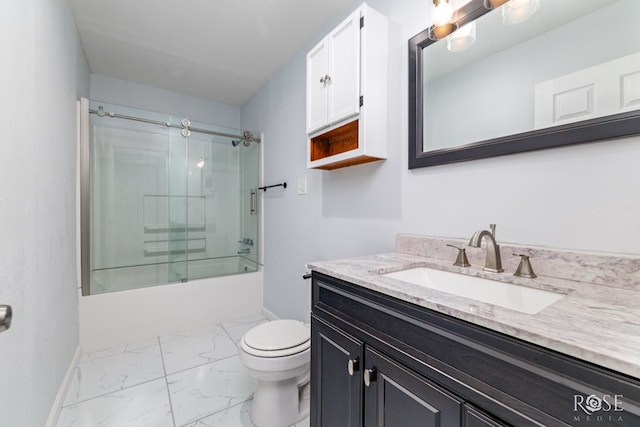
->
[408,0,640,169]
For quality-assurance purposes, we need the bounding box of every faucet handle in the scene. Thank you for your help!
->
[490,223,496,238]
[446,244,471,267]
[513,253,537,278]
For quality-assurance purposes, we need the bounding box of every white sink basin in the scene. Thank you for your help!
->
[383,267,565,314]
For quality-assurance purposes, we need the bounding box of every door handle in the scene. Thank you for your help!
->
[364,367,377,387]
[250,189,257,215]
[0,305,12,333]
[347,358,359,376]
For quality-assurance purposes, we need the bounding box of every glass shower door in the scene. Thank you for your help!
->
[183,122,260,280]
[167,124,189,283]
[84,100,260,295]
[239,136,260,270]
[90,101,179,293]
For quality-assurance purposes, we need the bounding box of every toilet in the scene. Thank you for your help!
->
[239,319,311,427]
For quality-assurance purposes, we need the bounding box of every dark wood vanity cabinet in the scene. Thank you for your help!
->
[312,317,466,427]
[310,272,640,427]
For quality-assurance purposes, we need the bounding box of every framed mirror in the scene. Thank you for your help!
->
[409,0,640,169]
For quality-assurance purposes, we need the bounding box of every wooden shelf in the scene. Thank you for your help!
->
[310,120,358,161]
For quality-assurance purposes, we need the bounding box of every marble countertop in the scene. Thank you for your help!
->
[308,244,640,379]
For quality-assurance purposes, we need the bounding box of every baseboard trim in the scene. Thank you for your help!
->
[46,345,82,427]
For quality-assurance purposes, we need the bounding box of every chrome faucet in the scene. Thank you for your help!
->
[469,224,504,273]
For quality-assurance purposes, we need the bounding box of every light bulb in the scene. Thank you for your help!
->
[502,0,540,25]
[433,0,454,27]
[447,21,476,52]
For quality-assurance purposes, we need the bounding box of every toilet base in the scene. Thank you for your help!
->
[250,378,310,427]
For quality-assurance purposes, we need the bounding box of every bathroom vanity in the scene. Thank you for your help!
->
[308,235,640,426]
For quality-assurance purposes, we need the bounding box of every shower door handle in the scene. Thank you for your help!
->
[0,305,12,333]
[250,189,257,215]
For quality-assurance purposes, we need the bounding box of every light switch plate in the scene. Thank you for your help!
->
[297,178,308,195]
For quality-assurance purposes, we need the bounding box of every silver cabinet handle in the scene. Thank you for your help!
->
[363,368,376,387]
[320,75,331,84]
[0,305,12,333]
[347,358,359,376]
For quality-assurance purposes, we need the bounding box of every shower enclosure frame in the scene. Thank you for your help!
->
[79,98,260,296]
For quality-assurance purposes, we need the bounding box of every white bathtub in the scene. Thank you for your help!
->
[79,262,263,352]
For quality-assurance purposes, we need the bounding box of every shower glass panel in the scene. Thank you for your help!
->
[86,100,259,295]
[240,139,260,267]
[167,125,188,283]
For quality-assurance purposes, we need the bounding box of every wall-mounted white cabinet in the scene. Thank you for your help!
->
[306,3,388,170]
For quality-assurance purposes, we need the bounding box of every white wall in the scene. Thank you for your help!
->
[241,0,640,322]
[91,74,241,128]
[0,0,90,425]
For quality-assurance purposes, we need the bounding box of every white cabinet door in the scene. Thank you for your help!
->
[327,9,361,126]
[306,38,329,133]
[306,9,361,134]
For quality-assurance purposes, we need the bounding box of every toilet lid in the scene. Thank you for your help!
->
[243,319,310,352]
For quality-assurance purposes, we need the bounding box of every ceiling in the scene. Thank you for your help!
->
[70,0,353,106]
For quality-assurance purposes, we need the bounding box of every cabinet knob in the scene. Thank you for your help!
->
[363,367,377,387]
[320,74,331,84]
[347,358,359,376]
[0,304,12,333]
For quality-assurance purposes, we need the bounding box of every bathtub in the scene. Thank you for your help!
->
[79,259,263,352]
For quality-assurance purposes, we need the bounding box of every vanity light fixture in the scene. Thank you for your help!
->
[429,0,458,40]
[447,21,476,52]
[501,0,540,25]
[483,0,510,9]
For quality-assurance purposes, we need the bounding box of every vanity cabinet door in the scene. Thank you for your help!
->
[311,316,363,427]
[363,346,462,427]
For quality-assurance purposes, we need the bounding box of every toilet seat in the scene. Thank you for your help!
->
[241,319,310,358]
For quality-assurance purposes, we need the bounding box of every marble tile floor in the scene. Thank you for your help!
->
[56,315,310,427]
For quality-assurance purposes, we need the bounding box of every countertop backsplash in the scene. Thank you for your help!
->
[396,234,640,291]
